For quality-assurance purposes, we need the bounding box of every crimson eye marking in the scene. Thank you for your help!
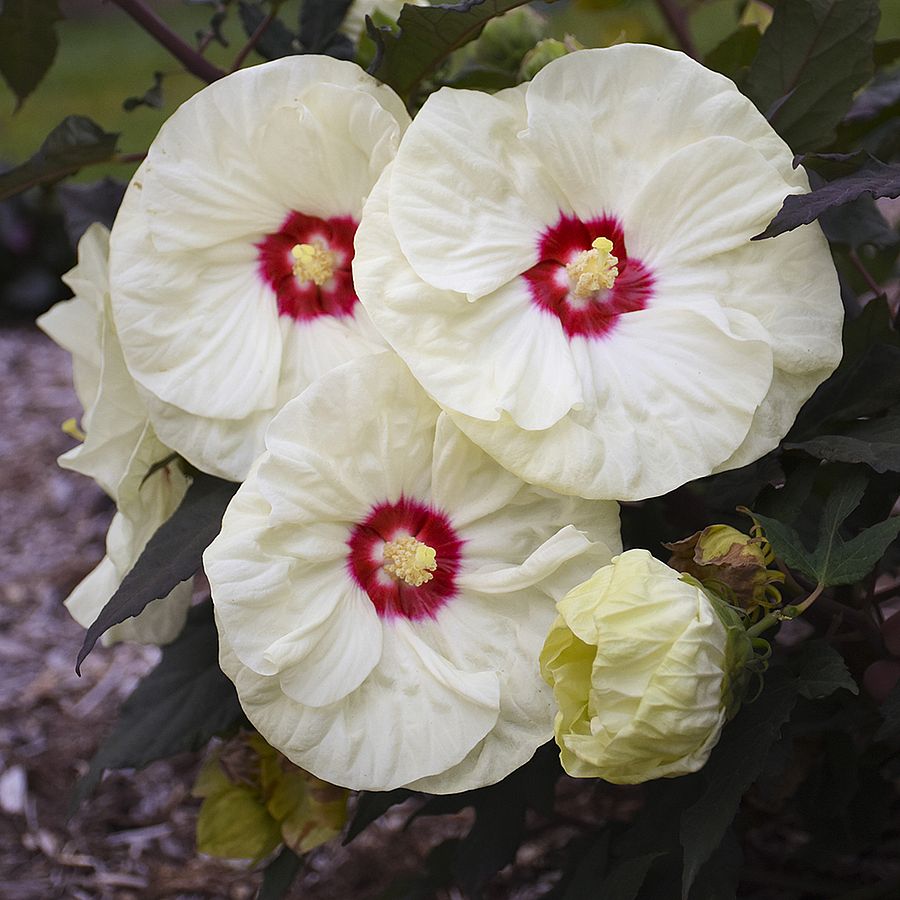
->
[347,496,463,621]
[523,213,654,340]
[257,211,359,321]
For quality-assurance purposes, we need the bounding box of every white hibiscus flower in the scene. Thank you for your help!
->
[354,44,843,501]
[204,353,621,792]
[38,225,192,645]
[109,56,410,482]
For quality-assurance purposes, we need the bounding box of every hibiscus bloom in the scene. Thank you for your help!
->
[354,44,843,501]
[109,56,409,481]
[204,353,621,792]
[38,225,191,645]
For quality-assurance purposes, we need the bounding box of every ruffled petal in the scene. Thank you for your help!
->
[388,86,566,298]
[522,44,807,222]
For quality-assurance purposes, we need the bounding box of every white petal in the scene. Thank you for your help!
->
[623,137,803,269]
[388,85,565,298]
[523,44,807,221]
[450,307,774,500]
[356,167,581,427]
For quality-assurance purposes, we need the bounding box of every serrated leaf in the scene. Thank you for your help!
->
[76,472,239,673]
[0,116,119,202]
[680,668,798,898]
[744,0,879,152]
[793,640,859,699]
[368,0,555,101]
[259,847,304,900]
[785,410,900,473]
[754,470,900,586]
[754,153,900,240]
[343,788,415,844]
[0,0,62,108]
[237,1,299,60]
[73,602,244,807]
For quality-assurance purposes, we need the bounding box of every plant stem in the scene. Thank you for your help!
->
[654,0,699,60]
[109,0,225,84]
[230,8,277,72]
[849,247,886,298]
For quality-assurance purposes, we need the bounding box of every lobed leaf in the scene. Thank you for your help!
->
[744,0,879,152]
[753,469,900,587]
[793,640,859,699]
[76,472,239,673]
[680,668,798,898]
[73,602,245,807]
[754,153,900,240]
[785,410,900,473]
[0,0,62,108]
[367,0,555,102]
[0,116,119,202]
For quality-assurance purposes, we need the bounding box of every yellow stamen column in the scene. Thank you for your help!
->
[383,535,438,587]
[566,237,619,298]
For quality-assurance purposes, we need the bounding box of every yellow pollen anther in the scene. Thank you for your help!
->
[383,535,438,587]
[291,242,336,286]
[566,237,619,298]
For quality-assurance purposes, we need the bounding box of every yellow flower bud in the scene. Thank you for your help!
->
[539,549,753,784]
[665,524,783,611]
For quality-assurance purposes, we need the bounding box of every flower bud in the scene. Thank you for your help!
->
[519,37,580,81]
[540,549,753,784]
[665,524,783,611]
[194,733,347,860]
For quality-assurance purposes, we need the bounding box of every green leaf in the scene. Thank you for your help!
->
[0,0,62,108]
[343,789,415,844]
[754,153,900,240]
[793,640,859,699]
[703,26,761,84]
[753,469,900,586]
[785,410,900,473]
[367,0,555,102]
[680,667,798,898]
[598,852,665,900]
[259,847,304,900]
[743,0,879,152]
[794,345,900,437]
[76,472,239,673]
[0,116,119,202]
[73,602,245,807]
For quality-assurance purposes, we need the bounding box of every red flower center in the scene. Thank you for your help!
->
[522,213,654,339]
[257,211,358,321]
[347,497,463,621]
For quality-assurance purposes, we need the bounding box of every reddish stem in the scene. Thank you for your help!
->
[654,0,699,60]
[230,8,277,73]
[109,0,225,83]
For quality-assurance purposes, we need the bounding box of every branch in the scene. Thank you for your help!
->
[230,7,277,73]
[654,0,699,60]
[109,0,226,84]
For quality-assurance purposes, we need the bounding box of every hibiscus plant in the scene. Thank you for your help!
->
[4,0,900,897]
